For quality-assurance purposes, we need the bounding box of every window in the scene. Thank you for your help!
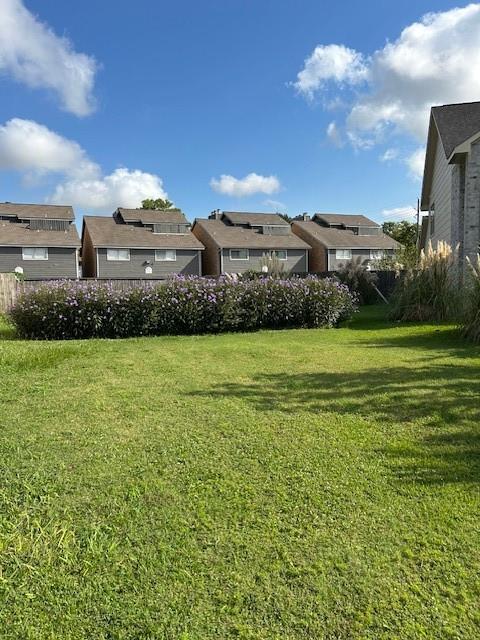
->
[335,249,352,260]
[429,203,435,236]
[22,247,48,260]
[273,250,287,260]
[106,248,130,261]
[370,250,385,260]
[230,249,249,260]
[153,223,188,234]
[155,249,176,261]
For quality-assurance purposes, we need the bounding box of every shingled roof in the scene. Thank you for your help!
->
[116,208,189,225]
[222,211,289,226]
[0,221,80,247]
[313,213,379,227]
[421,102,480,210]
[0,202,74,220]
[193,219,310,249]
[432,102,480,158]
[83,216,204,249]
[292,221,400,250]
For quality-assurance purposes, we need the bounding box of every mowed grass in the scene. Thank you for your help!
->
[0,307,480,639]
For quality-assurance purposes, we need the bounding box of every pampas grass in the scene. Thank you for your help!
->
[389,241,459,321]
[462,255,480,343]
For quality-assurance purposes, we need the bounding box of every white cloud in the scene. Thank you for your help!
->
[381,205,417,220]
[326,121,343,147]
[0,118,168,210]
[50,168,167,210]
[0,0,97,116]
[406,147,426,180]
[0,118,97,178]
[210,172,281,197]
[294,4,480,166]
[380,148,399,162]
[293,44,369,98]
[264,199,286,211]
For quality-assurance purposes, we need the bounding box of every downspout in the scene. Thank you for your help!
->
[75,248,80,279]
[96,248,100,278]
[198,250,202,276]
[219,248,224,274]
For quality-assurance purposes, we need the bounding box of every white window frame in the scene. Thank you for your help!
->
[22,247,48,261]
[273,250,288,261]
[370,249,385,260]
[335,249,352,260]
[106,248,130,261]
[155,249,177,262]
[229,248,249,261]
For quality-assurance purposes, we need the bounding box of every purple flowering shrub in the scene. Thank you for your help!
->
[9,276,357,340]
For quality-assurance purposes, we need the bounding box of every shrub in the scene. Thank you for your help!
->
[258,253,286,278]
[336,257,379,305]
[9,276,357,340]
[240,254,286,281]
[389,241,459,322]
[461,256,480,343]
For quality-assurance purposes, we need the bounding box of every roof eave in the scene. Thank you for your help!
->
[420,113,438,211]
[92,244,204,250]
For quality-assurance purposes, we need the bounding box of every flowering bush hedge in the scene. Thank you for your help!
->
[9,276,357,340]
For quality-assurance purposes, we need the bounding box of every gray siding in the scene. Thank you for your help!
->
[0,246,77,279]
[97,248,201,278]
[221,248,307,274]
[463,138,480,264]
[428,135,453,246]
[328,248,395,270]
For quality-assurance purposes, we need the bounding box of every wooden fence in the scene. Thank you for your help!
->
[0,277,166,313]
[0,274,23,313]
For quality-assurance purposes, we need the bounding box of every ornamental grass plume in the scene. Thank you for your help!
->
[389,241,459,322]
[462,255,480,343]
[336,257,379,305]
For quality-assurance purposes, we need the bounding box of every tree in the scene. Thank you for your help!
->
[381,220,418,269]
[141,198,175,210]
[278,213,293,223]
[382,220,417,247]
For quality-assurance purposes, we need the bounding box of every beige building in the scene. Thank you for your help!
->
[421,101,480,266]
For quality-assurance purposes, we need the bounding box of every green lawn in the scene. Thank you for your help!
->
[1,307,479,639]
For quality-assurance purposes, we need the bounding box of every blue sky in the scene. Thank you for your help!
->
[0,0,477,224]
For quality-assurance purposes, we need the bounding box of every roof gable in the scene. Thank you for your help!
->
[193,219,310,249]
[116,208,189,225]
[422,102,480,210]
[83,216,204,250]
[222,211,289,226]
[432,102,480,158]
[313,213,378,227]
[0,202,74,221]
[292,221,400,250]
[0,221,80,247]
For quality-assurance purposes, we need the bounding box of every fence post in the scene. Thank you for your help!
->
[0,274,21,313]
